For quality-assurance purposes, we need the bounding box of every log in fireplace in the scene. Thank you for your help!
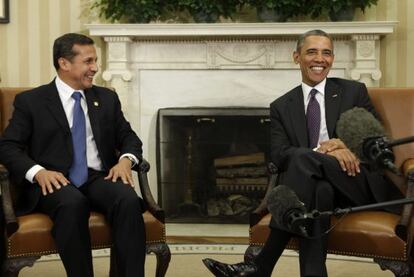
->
[157,107,270,223]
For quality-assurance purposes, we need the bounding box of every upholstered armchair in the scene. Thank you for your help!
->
[245,88,414,277]
[0,87,171,277]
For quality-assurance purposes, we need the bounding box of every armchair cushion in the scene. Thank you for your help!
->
[250,212,407,260]
[7,211,166,258]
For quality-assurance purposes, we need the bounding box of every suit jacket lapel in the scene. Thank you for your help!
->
[84,88,101,148]
[45,82,71,133]
[324,79,342,138]
[288,86,308,147]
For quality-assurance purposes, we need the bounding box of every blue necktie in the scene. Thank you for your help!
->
[306,89,321,148]
[69,91,88,187]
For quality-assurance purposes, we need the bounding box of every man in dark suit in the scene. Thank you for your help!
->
[0,33,146,277]
[203,30,401,276]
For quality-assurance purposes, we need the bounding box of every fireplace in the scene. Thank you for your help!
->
[87,22,394,209]
[157,107,270,223]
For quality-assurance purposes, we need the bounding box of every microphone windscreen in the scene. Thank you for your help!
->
[267,185,306,228]
[336,107,386,159]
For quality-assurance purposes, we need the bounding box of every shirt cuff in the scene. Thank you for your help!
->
[312,144,321,151]
[119,153,139,168]
[25,165,45,183]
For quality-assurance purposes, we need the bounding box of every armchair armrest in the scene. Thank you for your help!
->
[395,158,414,240]
[136,159,165,223]
[0,165,18,237]
[402,158,414,177]
[249,162,279,226]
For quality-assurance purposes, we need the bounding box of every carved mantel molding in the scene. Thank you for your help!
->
[87,22,397,89]
[86,21,396,37]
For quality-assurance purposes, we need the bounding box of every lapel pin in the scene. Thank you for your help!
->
[93,101,99,107]
[332,94,338,98]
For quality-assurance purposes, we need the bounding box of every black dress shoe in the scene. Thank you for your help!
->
[202,258,258,277]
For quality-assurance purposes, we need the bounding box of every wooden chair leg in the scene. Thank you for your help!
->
[110,243,171,277]
[109,246,118,277]
[147,243,171,277]
[2,256,41,277]
[244,245,263,263]
[374,258,413,277]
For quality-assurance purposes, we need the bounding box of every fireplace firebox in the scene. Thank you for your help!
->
[157,107,270,223]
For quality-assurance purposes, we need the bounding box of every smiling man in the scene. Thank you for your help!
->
[202,30,402,277]
[0,33,146,277]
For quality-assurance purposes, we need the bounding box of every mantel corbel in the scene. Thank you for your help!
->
[102,70,132,82]
[350,34,381,87]
[102,36,133,101]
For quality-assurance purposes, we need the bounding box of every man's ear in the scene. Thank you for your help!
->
[58,57,70,71]
[292,51,299,64]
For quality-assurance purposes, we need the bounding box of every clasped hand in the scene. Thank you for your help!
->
[317,138,360,176]
[35,158,134,195]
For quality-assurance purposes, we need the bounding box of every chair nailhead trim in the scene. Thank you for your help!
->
[248,242,408,261]
[7,238,167,258]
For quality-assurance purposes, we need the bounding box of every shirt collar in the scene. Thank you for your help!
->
[302,78,327,101]
[55,75,85,101]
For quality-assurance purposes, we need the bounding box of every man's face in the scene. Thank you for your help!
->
[293,35,334,87]
[58,44,98,90]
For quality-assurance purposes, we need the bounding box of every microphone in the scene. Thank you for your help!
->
[362,136,399,174]
[336,107,398,173]
[267,185,310,237]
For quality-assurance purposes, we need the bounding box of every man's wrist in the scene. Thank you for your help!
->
[126,156,136,167]
[26,165,45,183]
[121,155,137,168]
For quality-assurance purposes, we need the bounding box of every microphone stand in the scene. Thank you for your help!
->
[308,197,414,218]
[388,135,414,148]
[298,196,414,240]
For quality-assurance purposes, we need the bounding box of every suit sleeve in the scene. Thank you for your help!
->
[112,93,143,164]
[270,102,303,172]
[0,94,38,183]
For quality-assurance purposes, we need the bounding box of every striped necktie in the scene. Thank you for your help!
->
[69,91,88,187]
[306,89,321,148]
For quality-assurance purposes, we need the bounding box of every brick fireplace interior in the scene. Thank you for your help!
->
[157,107,270,223]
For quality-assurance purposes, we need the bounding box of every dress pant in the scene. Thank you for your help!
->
[0,195,5,269]
[259,149,375,277]
[37,170,146,277]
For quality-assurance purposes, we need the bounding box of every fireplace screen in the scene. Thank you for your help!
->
[157,107,270,223]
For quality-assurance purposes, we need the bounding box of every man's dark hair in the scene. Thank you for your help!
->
[296,29,333,53]
[53,33,94,70]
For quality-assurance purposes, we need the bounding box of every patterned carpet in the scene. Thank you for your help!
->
[20,244,394,277]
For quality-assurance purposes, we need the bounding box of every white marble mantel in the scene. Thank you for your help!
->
[86,22,397,199]
[87,21,396,37]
